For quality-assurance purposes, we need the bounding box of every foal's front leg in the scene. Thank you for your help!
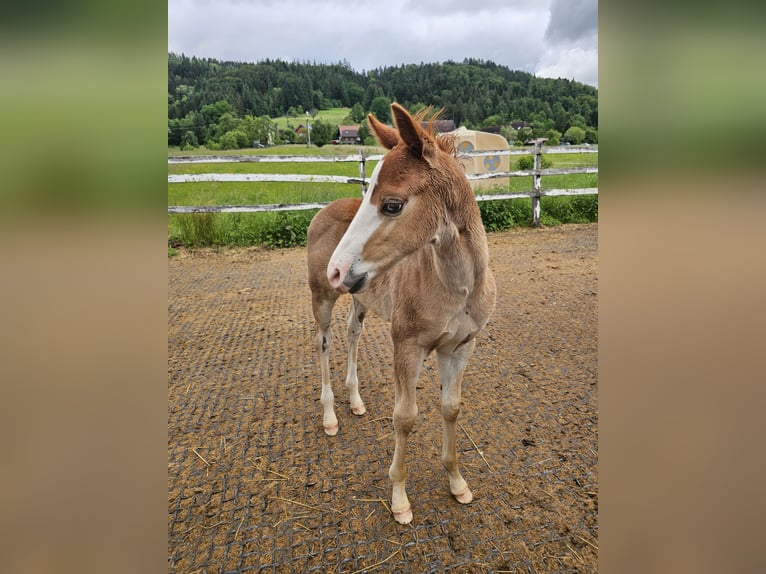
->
[345,297,367,416]
[312,296,339,436]
[437,340,476,505]
[388,340,425,524]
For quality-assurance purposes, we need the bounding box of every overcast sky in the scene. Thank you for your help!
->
[168,0,598,87]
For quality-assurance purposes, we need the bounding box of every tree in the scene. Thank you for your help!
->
[516,126,534,145]
[168,55,599,147]
[180,130,198,150]
[499,126,518,144]
[213,112,240,139]
[168,118,183,146]
[408,102,427,117]
[544,129,562,146]
[584,128,598,144]
[563,126,586,144]
[309,118,334,147]
[482,114,504,128]
[369,96,392,124]
[241,115,276,146]
[200,100,234,126]
[358,120,376,146]
[569,114,587,129]
[349,103,365,123]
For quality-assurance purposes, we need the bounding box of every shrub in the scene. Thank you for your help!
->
[253,211,314,248]
[540,196,577,224]
[168,196,597,251]
[540,195,598,224]
[180,211,319,249]
[571,194,599,221]
[509,198,533,224]
[219,129,249,150]
[540,213,562,226]
[479,200,516,232]
[517,155,553,170]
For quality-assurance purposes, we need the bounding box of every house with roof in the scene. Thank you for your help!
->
[337,125,361,144]
[420,119,456,133]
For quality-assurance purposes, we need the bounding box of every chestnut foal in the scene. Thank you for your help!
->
[307,103,496,524]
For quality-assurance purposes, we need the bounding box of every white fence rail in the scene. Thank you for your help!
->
[168,144,597,227]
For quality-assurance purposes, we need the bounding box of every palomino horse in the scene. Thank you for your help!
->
[306,103,496,524]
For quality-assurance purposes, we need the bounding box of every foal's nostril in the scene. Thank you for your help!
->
[328,267,342,288]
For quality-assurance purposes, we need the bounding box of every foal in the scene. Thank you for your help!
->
[307,103,496,524]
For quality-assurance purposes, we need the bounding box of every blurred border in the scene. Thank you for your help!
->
[2,1,765,572]
[0,2,168,573]
[600,2,766,573]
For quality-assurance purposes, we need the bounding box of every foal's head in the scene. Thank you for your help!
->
[327,103,476,293]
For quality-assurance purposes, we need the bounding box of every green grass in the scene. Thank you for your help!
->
[169,181,361,208]
[168,160,377,177]
[542,152,599,167]
[168,143,385,157]
[168,148,598,249]
[271,107,353,131]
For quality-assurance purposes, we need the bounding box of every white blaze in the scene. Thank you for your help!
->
[327,159,384,283]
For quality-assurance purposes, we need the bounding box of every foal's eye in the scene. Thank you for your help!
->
[381,200,404,216]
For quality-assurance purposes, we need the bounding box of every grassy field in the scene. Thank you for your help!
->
[168,147,598,249]
[168,142,385,157]
[271,107,353,131]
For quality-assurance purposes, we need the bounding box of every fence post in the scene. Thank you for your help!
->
[531,140,542,228]
[359,149,366,195]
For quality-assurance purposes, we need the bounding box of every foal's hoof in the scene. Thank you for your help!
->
[453,487,474,505]
[323,423,338,436]
[392,506,413,525]
[351,403,367,416]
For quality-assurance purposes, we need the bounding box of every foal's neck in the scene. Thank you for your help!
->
[430,212,488,298]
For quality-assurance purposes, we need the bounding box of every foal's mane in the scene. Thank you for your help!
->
[411,106,458,157]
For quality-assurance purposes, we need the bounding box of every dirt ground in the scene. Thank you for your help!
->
[168,223,598,573]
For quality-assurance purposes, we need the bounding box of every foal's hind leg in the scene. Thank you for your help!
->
[312,293,340,436]
[345,297,367,416]
[437,340,476,505]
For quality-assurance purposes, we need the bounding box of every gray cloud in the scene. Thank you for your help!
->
[545,0,598,44]
[168,0,598,86]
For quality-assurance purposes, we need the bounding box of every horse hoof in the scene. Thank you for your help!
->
[393,506,413,524]
[454,487,473,505]
[351,403,367,415]
[323,423,338,436]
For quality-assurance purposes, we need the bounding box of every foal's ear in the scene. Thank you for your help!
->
[391,102,433,164]
[367,113,400,149]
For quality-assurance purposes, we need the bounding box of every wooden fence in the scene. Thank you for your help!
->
[168,143,597,227]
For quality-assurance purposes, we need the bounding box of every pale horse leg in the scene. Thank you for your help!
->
[437,339,476,504]
[388,339,425,525]
[345,297,367,416]
[312,296,339,436]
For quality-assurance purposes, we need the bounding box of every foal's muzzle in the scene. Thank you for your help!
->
[344,271,368,294]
